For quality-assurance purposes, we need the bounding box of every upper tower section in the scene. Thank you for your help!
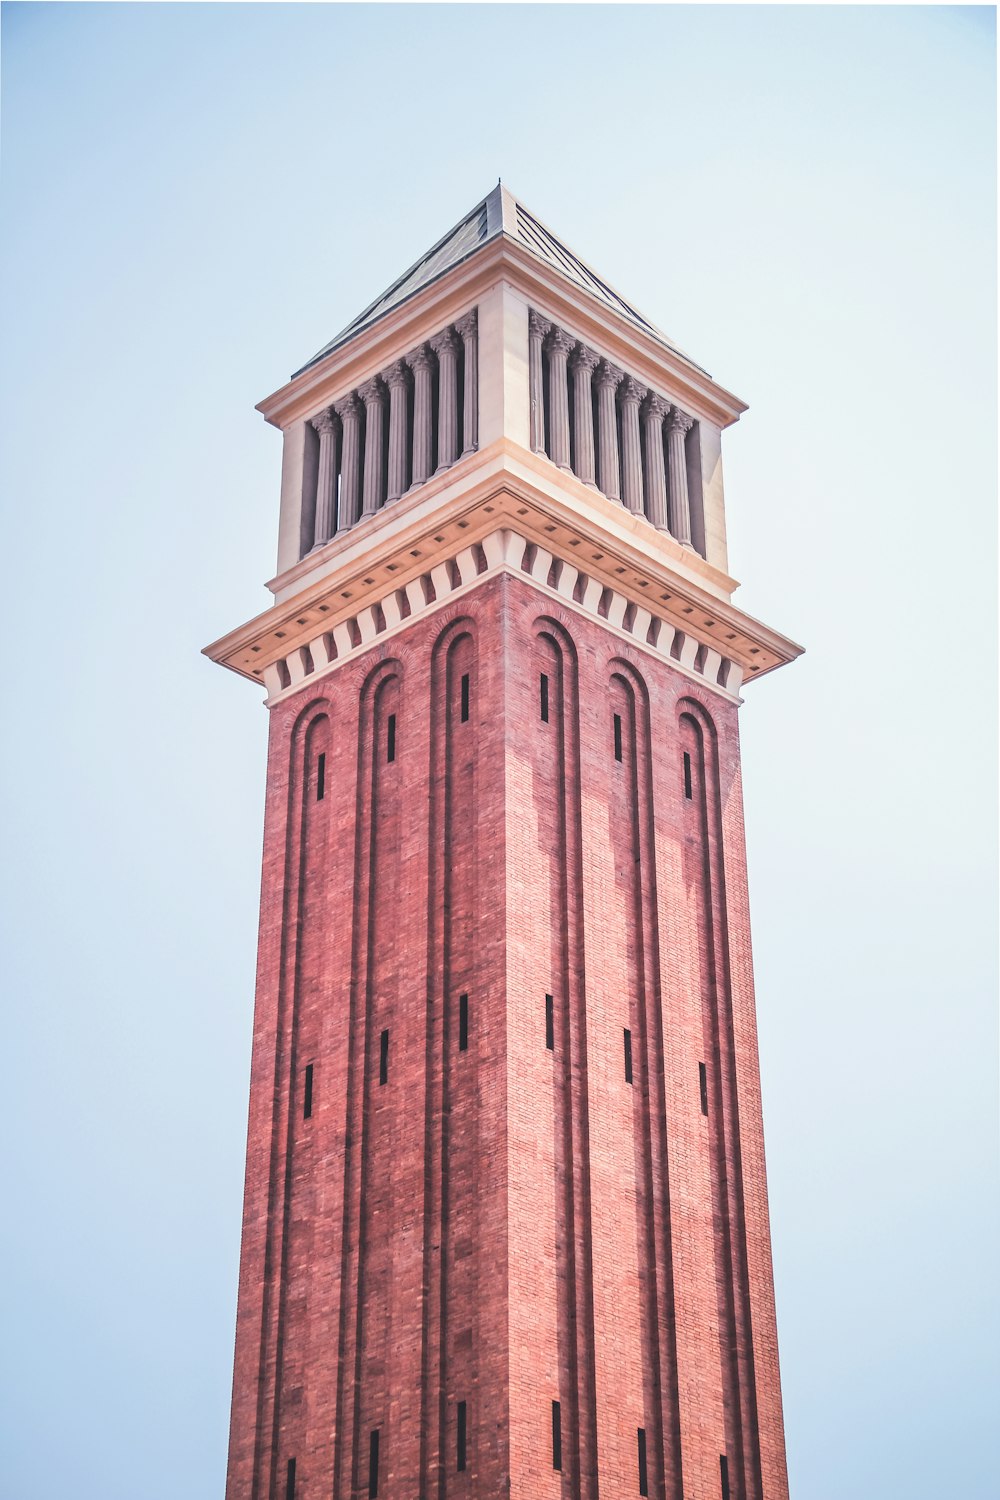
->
[206,184,801,700]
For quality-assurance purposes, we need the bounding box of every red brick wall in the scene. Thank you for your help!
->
[225,570,787,1500]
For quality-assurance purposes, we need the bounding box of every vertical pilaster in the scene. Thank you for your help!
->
[545,327,574,470]
[310,407,340,549]
[667,408,696,547]
[641,395,670,531]
[431,328,460,472]
[455,308,479,457]
[619,376,646,515]
[528,310,551,454]
[384,360,411,503]
[334,393,363,530]
[595,360,624,501]
[359,377,387,517]
[570,345,599,486]
[407,344,435,488]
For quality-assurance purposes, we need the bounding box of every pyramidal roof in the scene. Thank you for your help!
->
[294,183,704,378]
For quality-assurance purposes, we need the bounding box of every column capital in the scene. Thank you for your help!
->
[642,392,670,423]
[454,308,478,339]
[620,375,646,407]
[429,327,460,358]
[358,376,386,407]
[382,359,410,392]
[595,359,624,390]
[546,326,576,358]
[528,309,552,341]
[569,344,600,375]
[667,406,695,435]
[310,406,338,438]
[406,343,434,374]
[333,392,361,422]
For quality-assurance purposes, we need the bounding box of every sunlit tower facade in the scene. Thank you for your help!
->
[206,185,801,1500]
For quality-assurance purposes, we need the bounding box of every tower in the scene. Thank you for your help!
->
[206,185,802,1500]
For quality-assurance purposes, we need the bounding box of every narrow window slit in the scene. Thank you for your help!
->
[368,1430,380,1498]
[638,1428,648,1497]
[540,672,549,722]
[545,993,554,1052]
[286,1458,296,1500]
[387,713,396,763]
[720,1454,731,1500]
[316,752,326,801]
[379,1029,389,1086]
[460,672,470,722]
[699,1061,709,1116]
[552,1400,562,1471]
[614,712,623,762]
[683,750,693,799]
[624,1027,633,1084]
[457,1399,467,1472]
[303,1063,314,1120]
[459,994,469,1053]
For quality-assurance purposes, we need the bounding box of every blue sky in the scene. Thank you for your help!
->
[1,5,996,1498]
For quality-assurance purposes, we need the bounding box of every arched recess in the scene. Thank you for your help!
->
[420,615,484,1498]
[531,614,599,1500]
[607,657,683,1500]
[677,696,761,1500]
[253,692,335,1500]
[330,655,406,1500]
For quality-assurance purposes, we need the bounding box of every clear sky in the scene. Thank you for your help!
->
[1,5,996,1498]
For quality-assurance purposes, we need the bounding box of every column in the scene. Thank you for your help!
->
[359,376,386,517]
[407,344,434,488]
[619,376,646,514]
[569,345,599,485]
[528,310,551,454]
[667,406,696,547]
[334,392,362,530]
[545,327,574,470]
[455,308,479,456]
[383,360,410,503]
[641,393,669,530]
[430,328,460,471]
[595,360,624,500]
[309,407,340,548]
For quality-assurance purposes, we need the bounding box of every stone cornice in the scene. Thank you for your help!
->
[204,439,801,696]
[256,237,748,435]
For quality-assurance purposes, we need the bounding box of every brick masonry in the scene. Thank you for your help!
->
[225,569,788,1500]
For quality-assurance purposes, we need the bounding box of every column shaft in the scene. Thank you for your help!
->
[596,362,624,500]
[310,408,339,548]
[384,361,410,503]
[641,395,669,530]
[546,328,574,469]
[667,409,695,546]
[570,346,599,485]
[456,309,479,456]
[528,311,551,454]
[620,377,646,514]
[431,329,460,471]
[408,346,434,487]
[334,394,362,530]
[359,378,386,516]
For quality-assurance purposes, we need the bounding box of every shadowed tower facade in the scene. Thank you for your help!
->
[206,185,802,1500]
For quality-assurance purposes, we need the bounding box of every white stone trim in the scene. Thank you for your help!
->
[260,527,744,710]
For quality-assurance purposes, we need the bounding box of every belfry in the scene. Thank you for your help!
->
[206,184,801,1500]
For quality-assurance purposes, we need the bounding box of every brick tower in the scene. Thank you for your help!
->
[206,185,802,1500]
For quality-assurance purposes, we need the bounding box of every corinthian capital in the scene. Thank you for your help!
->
[595,359,624,390]
[358,376,386,407]
[333,391,361,423]
[620,375,647,407]
[667,406,695,435]
[382,359,410,392]
[429,327,459,358]
[569,344,600,375]
[454,308,478,340]
[528,309,552,341]
[406,342,434,374]
[642,392,670,423]
[310,406,338,438]
[546,327,577,359]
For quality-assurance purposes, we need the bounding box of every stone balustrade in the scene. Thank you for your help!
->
[300,309,479,557]
[528,311,705,556]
